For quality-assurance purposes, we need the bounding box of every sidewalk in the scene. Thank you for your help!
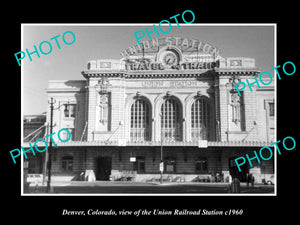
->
[25,180,274,194]
[29,180,273,187]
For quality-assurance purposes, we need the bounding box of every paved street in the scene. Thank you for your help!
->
[26,181,274,194]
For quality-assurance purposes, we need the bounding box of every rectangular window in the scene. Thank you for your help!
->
[64,104,76,118]
[133,156,145,173]
[62,156,73,171]
[269,102,274,117]
[195,157,208,173]
[63,161,73,171]
[239,92,246,131]
[164,157,176,173]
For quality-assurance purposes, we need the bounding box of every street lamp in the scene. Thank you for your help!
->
[46,97,69,193]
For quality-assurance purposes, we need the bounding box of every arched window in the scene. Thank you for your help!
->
[191,98,210,141]
[130,99,151,141]
[161,98,182,141]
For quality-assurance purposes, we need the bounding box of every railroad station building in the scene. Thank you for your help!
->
[24,36,275,183]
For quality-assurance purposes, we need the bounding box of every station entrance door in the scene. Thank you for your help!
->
[95,157,112,181]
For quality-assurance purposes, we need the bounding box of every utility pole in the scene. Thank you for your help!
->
[46,97,54,193]
[160,113,164,184]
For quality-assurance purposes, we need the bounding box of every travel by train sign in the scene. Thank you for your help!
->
[122,37,220,71]
[124,60,220,71]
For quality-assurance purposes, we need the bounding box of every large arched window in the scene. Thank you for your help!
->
[130,99,151,141]
[191,98,210,141]
[161,98,182,141]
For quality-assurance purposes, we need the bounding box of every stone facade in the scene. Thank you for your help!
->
[24,37,275,184]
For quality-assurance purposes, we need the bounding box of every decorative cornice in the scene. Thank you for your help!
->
[215,68,260,76]
[46,87,86,93]
[81,69,217,79]
[82,68,261,80]
[81,71,125,79]
[23,140,272,148]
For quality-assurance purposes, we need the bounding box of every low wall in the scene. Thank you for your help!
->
[49,170,274,184]
[111,170,212,182]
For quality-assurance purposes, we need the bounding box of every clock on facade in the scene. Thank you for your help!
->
[163,52,178,66]
[160,50,179,68]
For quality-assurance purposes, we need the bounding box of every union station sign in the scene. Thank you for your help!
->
[121,36,220,58]
[121,36,220,71]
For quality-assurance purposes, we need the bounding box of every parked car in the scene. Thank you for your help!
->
[266,175,274,185]
[27,174,44,184]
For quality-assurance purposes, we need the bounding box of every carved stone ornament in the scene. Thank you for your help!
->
[228,75,241,89]
[100,94,109,105]
[96,77,111,94]
[230,91,241,124]
[99,93,109,125]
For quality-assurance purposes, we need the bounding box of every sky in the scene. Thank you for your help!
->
[22,24,275,115]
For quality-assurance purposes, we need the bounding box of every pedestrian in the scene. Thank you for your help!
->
[34,180,39,193]
[232,177,240,193]
[228,174,233,193]
[251,174,255,187]
[246,173,249,188]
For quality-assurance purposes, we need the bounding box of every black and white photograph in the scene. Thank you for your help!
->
[4,5,298,224]
[21,24,276,195]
